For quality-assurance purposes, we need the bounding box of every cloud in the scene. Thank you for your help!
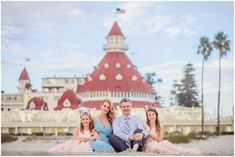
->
[67,9,85,17]
[102,2,198,38]
[1,59,24,66]
[146,15,172,33]
[139,58,233,106]
[201,13,216,18]
[165,27,181,37]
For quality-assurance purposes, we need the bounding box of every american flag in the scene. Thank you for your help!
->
[116,8,125,14]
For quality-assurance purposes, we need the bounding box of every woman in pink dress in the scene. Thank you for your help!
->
[48,111,101,153]
[144,107,202,155]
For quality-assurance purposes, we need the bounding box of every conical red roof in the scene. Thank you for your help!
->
[78,52,154,93]
[107,21,124,36]
[19,68,30,81]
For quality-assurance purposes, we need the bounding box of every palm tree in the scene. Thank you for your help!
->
[197,37,213,133]
[213,31,231,135]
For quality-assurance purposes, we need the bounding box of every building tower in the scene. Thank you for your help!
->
[18,68,31,93]
[77,21,158,108]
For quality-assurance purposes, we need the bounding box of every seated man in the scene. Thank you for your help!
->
[109,98,148,152]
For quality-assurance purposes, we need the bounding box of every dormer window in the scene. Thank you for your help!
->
[132,75,138,81]
[115,62,121,68]
[99,74,106,80]
[115,73,123,80]
[126,64,131,69]
[104,63,109,68]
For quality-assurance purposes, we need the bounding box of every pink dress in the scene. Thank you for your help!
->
[145,127,201,155]
[48,130,93,153]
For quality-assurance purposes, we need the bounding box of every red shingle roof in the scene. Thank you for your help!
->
[55,89,81,110]
[77,52,154,93]
[26,97,48,111]
[19,68,30,81]
[107,21,124,37]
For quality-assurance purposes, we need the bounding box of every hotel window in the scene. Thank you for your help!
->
[99,74,106,80]
[115,73,123,80]
[115,63,121,68]
[127,93,130,97]
[132,75,138,81]
[104,63,109,68]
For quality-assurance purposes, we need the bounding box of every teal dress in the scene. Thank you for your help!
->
[91,117,114,152]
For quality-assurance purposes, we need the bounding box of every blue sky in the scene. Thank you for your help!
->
[1,1,234,117]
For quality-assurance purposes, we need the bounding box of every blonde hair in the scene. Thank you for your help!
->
[101,99,116,124]
[79,113,94,133]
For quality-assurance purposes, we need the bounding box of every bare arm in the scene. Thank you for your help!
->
[90,130,101,141]
[149,127,163,142]
[72,128,79,140]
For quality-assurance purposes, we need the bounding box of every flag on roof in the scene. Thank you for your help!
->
[116,8,125,14]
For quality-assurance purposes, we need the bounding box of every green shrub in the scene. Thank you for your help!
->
[166,135,190,143]
[199,131,215,136]
[31,132,43,136]
[1,133,18,143]
[17,133,30,136]
[58,132,66,136]
[168,131,182,136]
[45,133,54,136]
[66,132,72,136]
[222,131,234,135]
[188,132,207,140]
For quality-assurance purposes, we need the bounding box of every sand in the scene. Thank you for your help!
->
[1,135,234,156]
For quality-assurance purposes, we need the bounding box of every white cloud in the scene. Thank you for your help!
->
[184,14,197,23]
[67,9,85,17]
[140,58,233,107]
[1,59,24,66]
[146,15,172,33]
[201,13,216,18]
[165,47,173,52]
[102,2,198,38]
[164,27,181,37]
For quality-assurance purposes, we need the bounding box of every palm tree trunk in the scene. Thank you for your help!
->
[201,58,205,132]
[217,55,221,135]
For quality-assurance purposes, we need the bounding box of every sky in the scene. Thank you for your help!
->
[1,1,234,117]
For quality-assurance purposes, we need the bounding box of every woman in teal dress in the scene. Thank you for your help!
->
[91,99,115,152]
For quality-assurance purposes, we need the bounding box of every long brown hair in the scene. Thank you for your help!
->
[101,99,116,124]
[79,112,94,133]
[146,107,161,133]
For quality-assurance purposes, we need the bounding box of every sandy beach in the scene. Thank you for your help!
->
[1,135,234,156]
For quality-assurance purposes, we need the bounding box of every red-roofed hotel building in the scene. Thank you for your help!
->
[77,21,158,109]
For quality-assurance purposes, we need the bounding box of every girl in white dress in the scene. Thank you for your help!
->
[48,111,100,153]
[144,107,201,155]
